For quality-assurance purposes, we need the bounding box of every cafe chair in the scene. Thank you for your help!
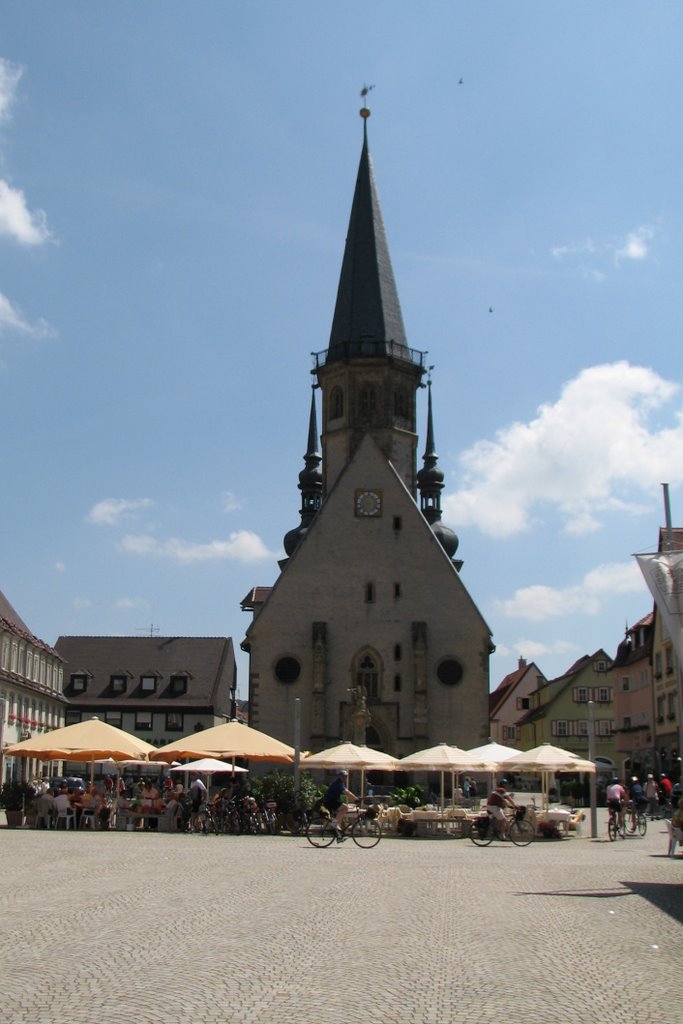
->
[55,807,76,830]
[79,809,97,830]
[666,820,683,857]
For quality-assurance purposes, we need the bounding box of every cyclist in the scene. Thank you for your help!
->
[629,776,647,813]
[606,776,627,831]
[486,780,518,839]
[322,768,358,843]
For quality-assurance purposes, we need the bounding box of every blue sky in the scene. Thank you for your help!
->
[2,3,682,697]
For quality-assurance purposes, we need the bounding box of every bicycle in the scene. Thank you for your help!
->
[624,801,647,837]
[469,806,534,847]
[306,804,381,848]
[607,804,626,841]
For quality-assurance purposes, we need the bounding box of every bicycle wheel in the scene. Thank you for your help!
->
[509,819,535,846]
[637,815,647,837]
[351,816,381,848]
[625,814,637,835]
[469,818,494,846]
[608,817,618,841]
[306,815,336,848]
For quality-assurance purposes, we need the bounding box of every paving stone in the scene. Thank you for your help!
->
[1,812,681,1023]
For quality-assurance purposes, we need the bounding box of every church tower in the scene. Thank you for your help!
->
[242,105,492,755]
[313,109,426,498]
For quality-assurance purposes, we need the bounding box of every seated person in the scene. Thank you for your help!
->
[486,781,517,838]
[163,794,183,831]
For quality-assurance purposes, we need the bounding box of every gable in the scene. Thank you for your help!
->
[247,434,491,639]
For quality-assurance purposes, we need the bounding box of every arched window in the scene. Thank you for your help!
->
[330,386,344,420]
[357,653,379,700]
[394,388,409,419]
[359,385,377,422]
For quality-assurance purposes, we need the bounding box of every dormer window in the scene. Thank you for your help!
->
[70,674,88,693]
[170,675,188,696]
[110,675,127,694]
[140,675,157,694]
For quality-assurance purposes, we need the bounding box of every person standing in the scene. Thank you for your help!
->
[189,773,207,831]
[644,774,659,820]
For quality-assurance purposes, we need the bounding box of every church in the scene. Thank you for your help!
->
[241,106,493,756]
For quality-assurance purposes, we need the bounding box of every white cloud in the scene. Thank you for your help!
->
[54,561,65,573]
[115,596,150,611]
[121,530,274,564]
[499,560,645,622]
[86,497,153,527]
[221,490,244,513]
[0,179,50,246]
[0,290,51,337]
[551,223,655,276]
[72,597,91,610]
[0,58,21,123]
[444,362,683,537]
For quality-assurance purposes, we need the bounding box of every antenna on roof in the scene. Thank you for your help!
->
[137,624,160,637]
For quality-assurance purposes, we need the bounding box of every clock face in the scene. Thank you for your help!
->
[355,490,382,517]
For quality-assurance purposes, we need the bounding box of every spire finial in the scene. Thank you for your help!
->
[359,83,374,121]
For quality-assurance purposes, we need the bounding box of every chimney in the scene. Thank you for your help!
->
[518,657,527,670]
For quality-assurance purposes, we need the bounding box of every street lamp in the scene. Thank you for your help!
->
[587,700,597,838]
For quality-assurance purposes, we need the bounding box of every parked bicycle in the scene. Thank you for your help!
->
[306,805,381,848]
[469,806,534,847]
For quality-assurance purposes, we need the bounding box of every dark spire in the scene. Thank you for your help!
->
[417,380,459,560]
[327,108,409,363]
[283,387,323,557]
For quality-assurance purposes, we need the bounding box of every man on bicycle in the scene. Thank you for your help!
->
[322,769,357,843]
[486,781,517,839]
[606,776,627,830]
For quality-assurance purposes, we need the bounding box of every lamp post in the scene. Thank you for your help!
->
[588,699,597,838]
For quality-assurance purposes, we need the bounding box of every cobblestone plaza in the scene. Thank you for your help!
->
[1,814,681,1024]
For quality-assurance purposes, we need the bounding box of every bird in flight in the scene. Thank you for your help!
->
[459,78,464,85]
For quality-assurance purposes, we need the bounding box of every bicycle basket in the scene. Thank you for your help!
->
[515,806,527,821]
[365,805,378,819]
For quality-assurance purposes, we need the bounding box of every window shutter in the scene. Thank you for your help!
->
[551,720,557,736]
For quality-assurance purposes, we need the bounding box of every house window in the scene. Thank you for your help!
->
[106,711,122,728]
[594,659,608,673]
[657,695,666,722]
[598,720,612,736]
[394,388,409,418]
[110,675,127,694]
[140,675,157,693]
[166,712,184,731]
[170,675,188,695]
[623,716,632,730]
[621,677,630,692]
[668,693,676,719]
[394,644,402,661]
[394,583,402,599]
[136,711,153,731]
[65,710,82,726]
[597,687,610,703]
[575,687,588,703]
[516,697,530,710]
[394,674,401,692]
[364,582,375,604]
[654,653,663,679]
[70,674,88,693]
[393,516,402,531]
[666,647,674,675]
[577,720,588,736]
[555,720,568,737]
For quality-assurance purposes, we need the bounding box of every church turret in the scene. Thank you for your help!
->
[417,380,459,561]
[283,387,322,557]
[313,103,427,497]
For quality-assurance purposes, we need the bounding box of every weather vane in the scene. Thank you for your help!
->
[360,83,375,120]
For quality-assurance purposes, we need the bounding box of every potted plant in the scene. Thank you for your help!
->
[0,781,34,828]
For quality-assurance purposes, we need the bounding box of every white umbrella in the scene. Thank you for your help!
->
[169,758,248,774]
[500,743,596,809]
[399,743,481,810]
[301,742,398,801]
